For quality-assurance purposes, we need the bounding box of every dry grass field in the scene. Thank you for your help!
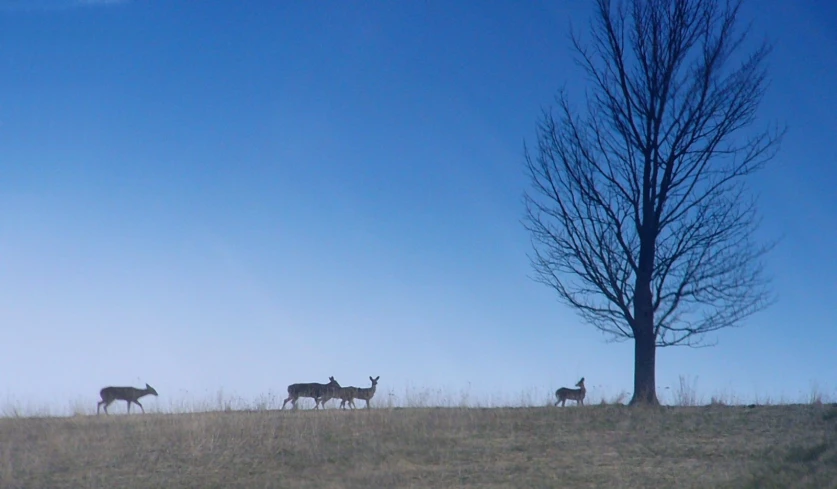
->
[1,402,836,489]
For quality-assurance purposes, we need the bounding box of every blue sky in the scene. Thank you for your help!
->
[0,0,834,412]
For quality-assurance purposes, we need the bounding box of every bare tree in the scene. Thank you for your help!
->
[524,0,782,405]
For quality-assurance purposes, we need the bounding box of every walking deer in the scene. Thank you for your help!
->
[555,377,586,407]
[97,383,158,415]
[282,376,341,410]
[339,376,380,409]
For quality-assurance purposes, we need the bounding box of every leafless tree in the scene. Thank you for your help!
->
[524,0,783,405]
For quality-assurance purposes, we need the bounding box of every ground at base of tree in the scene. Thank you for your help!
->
[1,404,835,488]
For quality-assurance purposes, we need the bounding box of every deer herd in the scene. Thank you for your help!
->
[280,375,380,410]
[95,375,587,415]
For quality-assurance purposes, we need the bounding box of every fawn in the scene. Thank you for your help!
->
[339,376,380,409]
[555,377,586,407]
[97,383,158,415]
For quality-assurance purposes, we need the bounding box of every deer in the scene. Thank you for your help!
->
[554,377,586,407]
[97,383,158,415]
[315,378,346,409]
[339,376,380,409]
[282,376,341,410]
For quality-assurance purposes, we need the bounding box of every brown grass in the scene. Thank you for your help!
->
[1,403,836,488]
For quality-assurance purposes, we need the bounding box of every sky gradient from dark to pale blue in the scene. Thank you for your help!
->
[0,0,835,413]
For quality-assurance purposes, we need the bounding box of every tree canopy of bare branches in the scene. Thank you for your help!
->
[524,0,782,405]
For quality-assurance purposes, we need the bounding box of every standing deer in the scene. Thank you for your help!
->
[339,376,380,409]
[554,377,586,407]
[97,383,159,415]
[282,376,341,410]
[315,378,346,409]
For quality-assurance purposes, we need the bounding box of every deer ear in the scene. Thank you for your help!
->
[375,376,380,381]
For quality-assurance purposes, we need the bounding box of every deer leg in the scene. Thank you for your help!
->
[135,400,145,413]
[281,396,293,410]
[126,400,131,413]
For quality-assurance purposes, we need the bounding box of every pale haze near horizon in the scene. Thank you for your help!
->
[0,0,835,414]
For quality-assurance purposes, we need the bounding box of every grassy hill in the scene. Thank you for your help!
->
[1,403,835,488]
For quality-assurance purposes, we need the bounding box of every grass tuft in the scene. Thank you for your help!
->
[822,407,837,422]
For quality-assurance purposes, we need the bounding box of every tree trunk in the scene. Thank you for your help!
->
[631,218,660,406]
[629,328,659,405]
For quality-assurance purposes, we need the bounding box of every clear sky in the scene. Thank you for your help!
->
[0,0,834,413]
